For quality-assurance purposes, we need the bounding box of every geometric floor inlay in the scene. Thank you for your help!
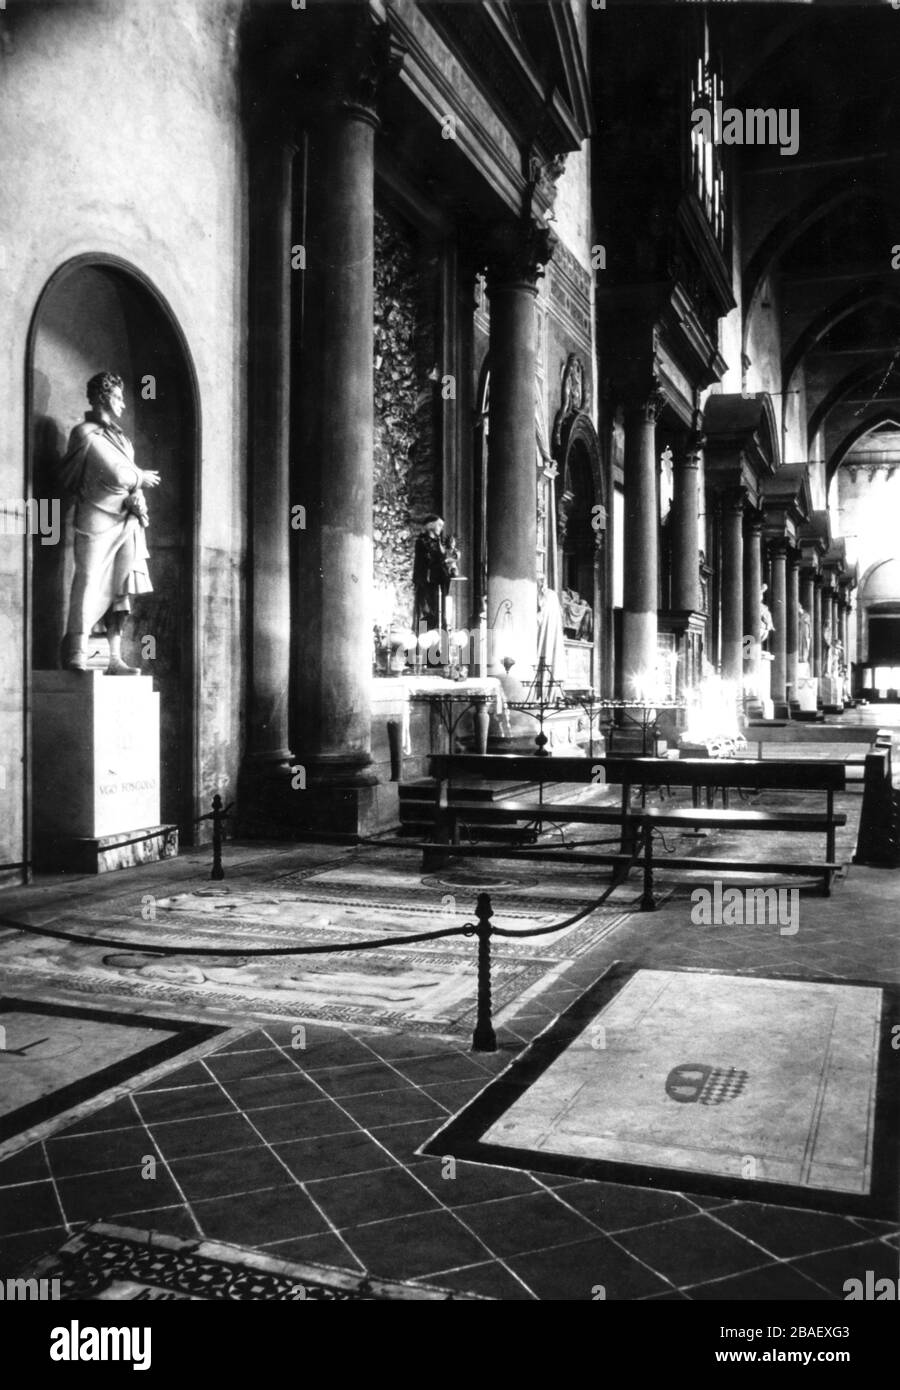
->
[0,998,223,1149]
[22,1223,481,1301]
[423,966,900,1219]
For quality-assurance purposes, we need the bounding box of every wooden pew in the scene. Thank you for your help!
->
[425,753,847,904]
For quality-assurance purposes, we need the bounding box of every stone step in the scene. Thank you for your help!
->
[398,776,612,841]
[399,778,537,805]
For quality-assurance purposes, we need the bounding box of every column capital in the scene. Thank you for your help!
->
[324,14,406,128]
[684,407,706,461]
[680,435,705,469]
[768,536,790,558]
[623,381,667,425]
[719,485,748,514]
[484,216,557,291]
[744,506,764,535]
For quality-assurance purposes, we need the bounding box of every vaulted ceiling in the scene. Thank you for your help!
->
[722,2,900,480]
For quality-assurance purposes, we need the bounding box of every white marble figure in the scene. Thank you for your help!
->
[60,372,160,674]
[798,604,812,664]
[759,584,774,646]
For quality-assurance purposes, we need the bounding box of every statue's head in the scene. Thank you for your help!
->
[86,372,125,417]
[422,513,444,536]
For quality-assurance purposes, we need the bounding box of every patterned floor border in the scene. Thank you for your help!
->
[23,1223,487,1301]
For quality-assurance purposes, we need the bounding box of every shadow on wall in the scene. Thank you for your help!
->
[31,369,69,668]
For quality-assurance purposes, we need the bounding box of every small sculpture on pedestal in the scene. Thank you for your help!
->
[798,604,812,665]
[561,588,593,642]
[60,372,160,675]
[832,637,845,682]
[823,620,833,675]
[412,514,459,635]
[760,584,774,646]
[536,577,566,698]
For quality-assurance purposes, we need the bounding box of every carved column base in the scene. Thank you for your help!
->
[236,752,297,839]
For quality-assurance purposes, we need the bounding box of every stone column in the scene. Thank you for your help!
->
[239,130,296,829]
[769,540,788,707]
[622,389,665,694]
[812,574,823,677]
[293,20,402,829]
[743,513,762,696]
[671,435,702,613]
[485,219,554,679]
[720,488,745,686]
[786,548,800,706]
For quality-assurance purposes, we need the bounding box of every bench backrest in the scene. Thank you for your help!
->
[428,753,846,792]
[748,723,888,746]
[429,754,599,784]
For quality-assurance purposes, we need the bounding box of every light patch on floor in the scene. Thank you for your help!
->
[0,999,222,1150]
[0,1008,173,1119]
[481,970,881,1196]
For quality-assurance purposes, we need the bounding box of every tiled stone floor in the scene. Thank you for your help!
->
[1,1017,897,1300]
[1,712,899,1299]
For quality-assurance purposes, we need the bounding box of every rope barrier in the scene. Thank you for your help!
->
[0,913,472,957]
[1,796,645,1051]
[0,823,634,1054]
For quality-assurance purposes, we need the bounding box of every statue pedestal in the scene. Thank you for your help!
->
[757,652,775,721]
[795,662,818,716]
[32,672,178,874]
[820,675,842,714]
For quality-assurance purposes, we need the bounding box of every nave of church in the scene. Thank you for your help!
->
[0,0,898,1323]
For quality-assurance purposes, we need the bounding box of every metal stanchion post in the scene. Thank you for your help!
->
[471,891,496,1052]
[210,794,225,882]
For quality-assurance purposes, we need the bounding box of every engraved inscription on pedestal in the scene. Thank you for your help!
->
[33,672,161,844]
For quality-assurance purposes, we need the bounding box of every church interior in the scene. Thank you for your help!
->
[0,0,898,1316]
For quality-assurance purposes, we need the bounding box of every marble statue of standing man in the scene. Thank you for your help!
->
[60,372,160,674]
[798,604,812,665]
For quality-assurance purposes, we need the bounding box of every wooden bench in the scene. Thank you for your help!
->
[631,756,847,907]
[425,752,847,905]
[427,753,637,866]
[747,722,890,773]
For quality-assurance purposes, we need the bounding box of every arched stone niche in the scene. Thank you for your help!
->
[858,558,900,666]
[553,406,609,692]
[27,256,198,837]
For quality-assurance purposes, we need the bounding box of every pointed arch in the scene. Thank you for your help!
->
[742,180,900,363]
[827,408,900,483]
[808,359,900,454]
[783,284,900,394]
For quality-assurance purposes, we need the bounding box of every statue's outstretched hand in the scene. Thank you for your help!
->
[139,470,161,489]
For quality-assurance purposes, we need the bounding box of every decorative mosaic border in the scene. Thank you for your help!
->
[24,1224,484,1301]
